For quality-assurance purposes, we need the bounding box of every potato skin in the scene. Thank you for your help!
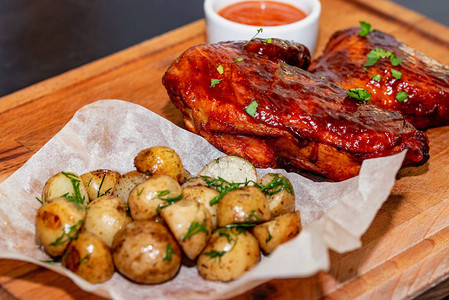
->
[41,172,89,205]
[112,221,181,284]
[81,169,120,201]
[258,173,295,217]
[62,232,114,283]
[252,212,301,254]
[217,186,271,227]
[182,186,219,229]
[197,229,260,281]
[134,146,186,183]
[113,171,150,203]
[35,197,85,257]
[128,175,182,221]
[161,199,212,260]
[82,195,131,247]
[198,155,258,184]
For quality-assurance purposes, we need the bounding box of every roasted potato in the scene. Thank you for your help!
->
[197,228,260,281]
[128,175,183,221]
[62,232,114,283]
[182,185,219,229]
[113,170,150,203]
[112,221,181,284]
[134,146,187,183]
[35,197,85,257]
[258,173,295,217]
[82,195,131,247]
[181,176,210,188]
[41,172,89,205]
[217,186,271,227]
[161,199,212,260]
[252,212,301,254]
[198,155,257,184]
[80,169,120,201]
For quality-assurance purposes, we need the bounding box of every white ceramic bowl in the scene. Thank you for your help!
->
[204,0,321,54]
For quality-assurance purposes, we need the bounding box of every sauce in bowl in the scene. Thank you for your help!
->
[218,1,307,26]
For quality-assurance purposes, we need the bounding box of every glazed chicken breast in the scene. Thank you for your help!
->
[310,27,449,129]
[163,39,429,181]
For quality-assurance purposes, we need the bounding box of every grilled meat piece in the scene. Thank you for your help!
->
[310,27,449,129]
[163,39,429,181]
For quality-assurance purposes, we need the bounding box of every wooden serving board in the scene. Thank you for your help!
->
[1,0,449,299]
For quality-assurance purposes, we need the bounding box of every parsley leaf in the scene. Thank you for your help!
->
[396,91,408,102]
[210,78,223,87]
[244,28,263,46]
[390,54,402,66]
[391,68,402,80]
[262,38,272,43]
[371,74,381,82]
[359,21,373,37]
[347,88,372,102]
[245,101,258,117]
[234,57,244,63]
[364,48,393,67]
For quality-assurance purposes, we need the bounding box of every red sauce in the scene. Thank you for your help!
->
[218,1,307,26]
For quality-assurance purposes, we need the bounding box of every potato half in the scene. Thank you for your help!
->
[82,195,131,247]
[197,228,260,281]
[41,172,89,205]
[134,146,187,183]
[62,232,114,283]
[35,197,85,257]
[112,221,181,284]
[161,199,212,260]
[252,211,302,254]
[198,155,257,184]
[80,169,120,201]
[182,186,219,229]
[217,186,271,227]
[128,175,183,221]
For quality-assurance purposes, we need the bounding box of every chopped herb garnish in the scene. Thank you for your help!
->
[255,174,294,196]
[224,223,257,229]
[234,57,244,63]
[202,250,227,262]
[266,232,272,243]
[202,176,250,205]
[371,74,382,82]
[50,220,83,246]
[245,210,261,223]
[163,244,174,262]
[97,173,112,198]
[390,54,402,66]
[180,221,209,241]
[87,177,92,186]
[364,48,393,67]
[391,68,402,80]
[61,172,86,210]
[79,253,91,265]
[245,101,258,117]
[359,21,373,37]
[262,38,272,43]
[36,197,43,204]
[210,78,223,87]
[156,190,183,214]
[217,65,224,75]
[396,91,409,102]
[243,28,263,46]
[137,187,144,196]
[347,88,372,102]
[41,259,57,264]
[363,67,369,73]
[321,76,326,80]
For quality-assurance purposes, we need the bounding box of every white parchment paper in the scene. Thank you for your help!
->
[0,100,405,299]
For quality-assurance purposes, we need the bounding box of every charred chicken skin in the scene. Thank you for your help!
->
[163,39,429,181]
[310,27,449,129]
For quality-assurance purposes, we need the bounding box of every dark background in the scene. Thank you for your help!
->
[0,0,447,97]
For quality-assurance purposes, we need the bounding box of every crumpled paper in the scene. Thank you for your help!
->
[0,100,405,299]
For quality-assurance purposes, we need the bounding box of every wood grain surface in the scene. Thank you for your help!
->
[1,0,449,299]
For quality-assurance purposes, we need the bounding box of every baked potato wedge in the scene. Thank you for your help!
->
[252,212,301,254]
[82,195,131,247]
[128,174,183,221]
[62,232,114,283]
[197,228,260,281]
[80,169,120,201]
[112,221,181,284]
